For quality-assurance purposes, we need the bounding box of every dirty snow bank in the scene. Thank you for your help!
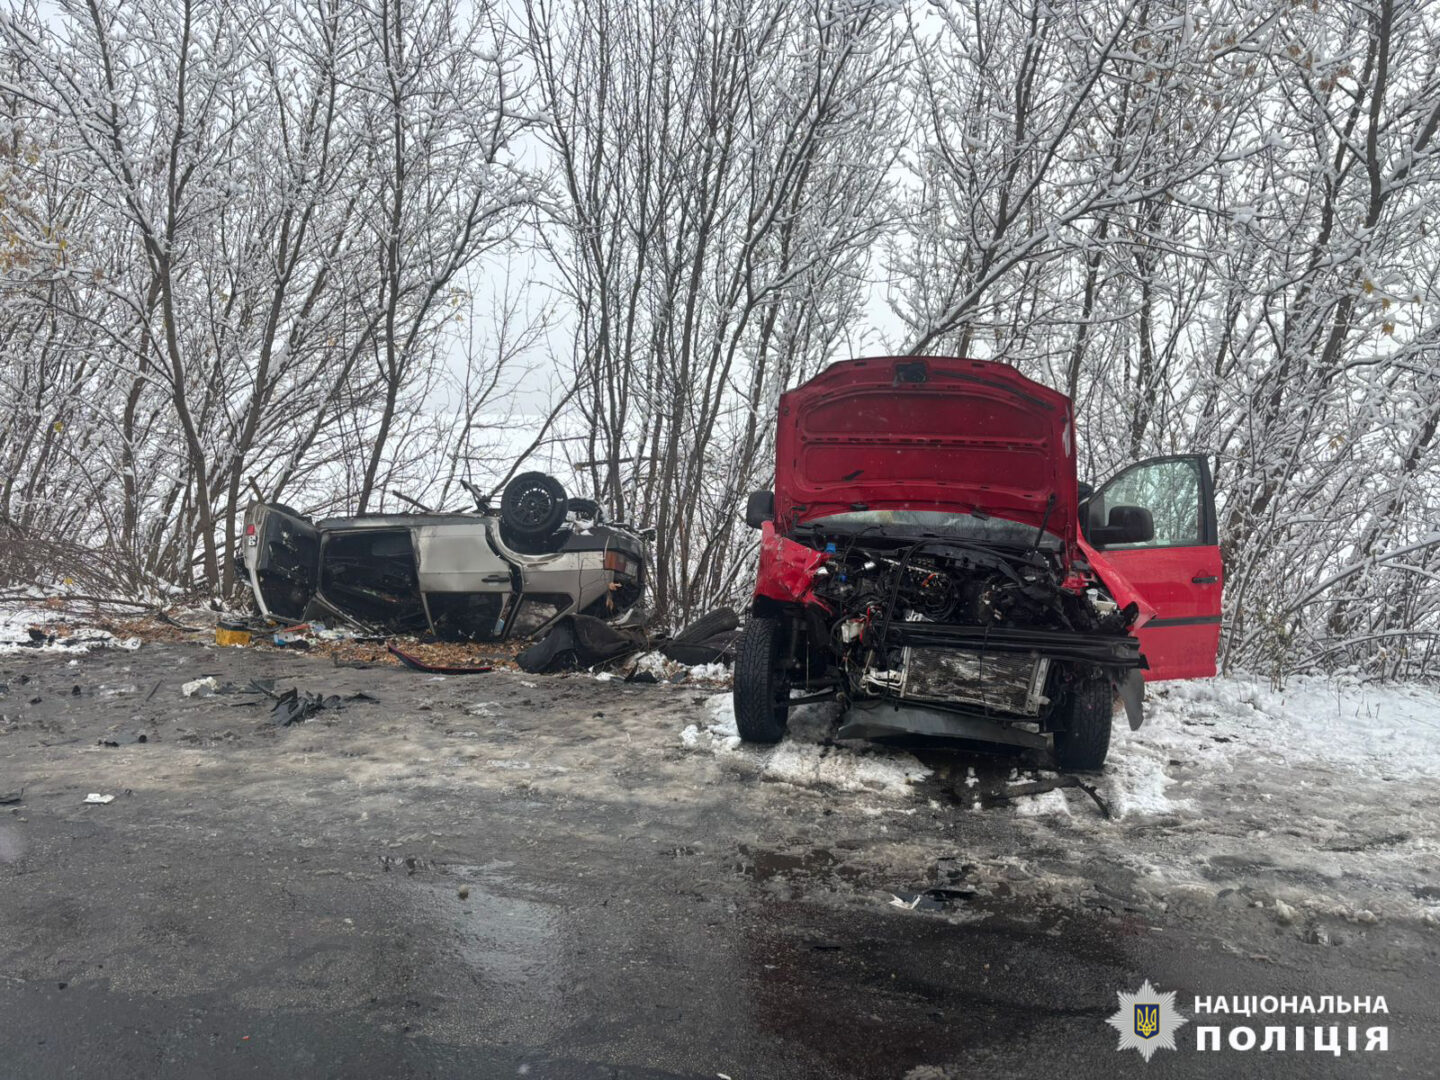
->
[0,606,141,655]
[1060,674,1440,926]
[682,694,931,799]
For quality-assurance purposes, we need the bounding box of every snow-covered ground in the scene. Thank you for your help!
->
[0,606,141,656]
[680,676,1440,928]
[682,695,933,798]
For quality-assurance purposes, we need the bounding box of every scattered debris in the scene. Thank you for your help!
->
[83,793,115,805]
[659,633,738,666]
[515,614,648,673]
[888,887,974,912]
[970,772,1113,819]
[660,609,739,666]
[270,688,339,725]
[388,642,493,675]
[158,611,207,633]
[215,622,252,646]
[251,682,380,727]
[97,733,149,747]
[181,676,220,697]
[0,789,22,805]
[272,627,312,650]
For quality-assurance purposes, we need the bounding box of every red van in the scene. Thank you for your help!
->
[733,356,1222,770]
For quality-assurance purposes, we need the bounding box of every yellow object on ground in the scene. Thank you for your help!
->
[215,626,252,647]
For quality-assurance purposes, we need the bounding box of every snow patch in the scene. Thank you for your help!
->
[680,694,930,798]
[0,606,140,655]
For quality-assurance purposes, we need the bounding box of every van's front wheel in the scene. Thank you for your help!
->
[733,616,790,744]
[1052,676,1114,771]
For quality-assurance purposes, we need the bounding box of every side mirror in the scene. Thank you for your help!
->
[745,490,775,529]
[1090,505,1154,546]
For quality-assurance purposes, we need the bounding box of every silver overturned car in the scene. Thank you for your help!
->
[241,472,649,641]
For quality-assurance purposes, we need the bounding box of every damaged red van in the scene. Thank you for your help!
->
[734,356,1223,770]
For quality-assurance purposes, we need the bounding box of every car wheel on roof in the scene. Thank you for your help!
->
[501,471,569,539]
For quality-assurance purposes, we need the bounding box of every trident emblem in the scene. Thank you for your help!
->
[1134,1004,1160,1039]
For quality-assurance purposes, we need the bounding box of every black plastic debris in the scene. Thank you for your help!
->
[387,643,492,675]
[515,614,648,674]
[659,608,740,666]
[264,685,380,726]
[671,607,739,644]
[98,733,149,747]
[658,630,739,667]
[158,611,208,633]
[271,688,340,726]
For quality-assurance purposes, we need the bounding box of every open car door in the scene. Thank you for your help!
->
[244,502,319,622]
[1084,455,1222,681]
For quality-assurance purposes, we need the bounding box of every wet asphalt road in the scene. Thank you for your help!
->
[1,643,1435,1078]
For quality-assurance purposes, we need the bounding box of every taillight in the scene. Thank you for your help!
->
[246,524,256,536]
[603,550,627,573]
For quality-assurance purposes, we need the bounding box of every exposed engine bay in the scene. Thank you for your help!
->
[804,535,1137,720]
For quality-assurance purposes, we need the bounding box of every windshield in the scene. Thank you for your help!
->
[801,509,1063,550]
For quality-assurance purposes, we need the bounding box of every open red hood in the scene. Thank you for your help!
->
[774,356,1078,546]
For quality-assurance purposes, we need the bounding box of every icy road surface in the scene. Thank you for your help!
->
[1,641,1437,1078]
[685,675,1440,931]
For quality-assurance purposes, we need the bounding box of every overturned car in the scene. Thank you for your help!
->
[242,472,649,641]
[734,356,1223,769]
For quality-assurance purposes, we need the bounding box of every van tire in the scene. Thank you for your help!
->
[733,617,790,744]
[1052,677,1114,771]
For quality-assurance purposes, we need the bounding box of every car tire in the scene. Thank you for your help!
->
[733,616,790,744]
[673,606,739,644]
[661,631,738,667]
[500,472,569,539]
[567,497,602,521]
[1052,677,1113,771]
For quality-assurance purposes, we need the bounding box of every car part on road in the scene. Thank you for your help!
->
[659,631,739,666]
[255,684,379,726]
[215,622,252,646]
[672,607,740,644]
[386,642,494,675]
[515,614,649,673]
[82,793,115,805]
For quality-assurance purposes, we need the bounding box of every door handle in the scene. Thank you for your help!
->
[481,573,511,584]
[1191,575,1218,585]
